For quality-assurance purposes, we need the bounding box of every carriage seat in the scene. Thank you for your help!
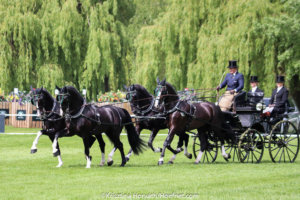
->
[247,92,264,106]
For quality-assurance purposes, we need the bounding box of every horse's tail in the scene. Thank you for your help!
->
[122,109,146,155]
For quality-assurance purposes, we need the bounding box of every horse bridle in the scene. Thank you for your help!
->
[32,93,61,121]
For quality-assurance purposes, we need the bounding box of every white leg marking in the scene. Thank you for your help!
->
[126,151,133,159]
[169,154,176,162]
[159,157,164,162]
[60,108,63,116]
[31,131,42,150]
[221,145,228,158]
[107,147,116,162]
[56,155,63,168]
[195,151,203,163]
[86,156,91,168]
[100,153,105,166]
[52,138,58,153]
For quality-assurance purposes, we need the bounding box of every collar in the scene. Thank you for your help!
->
[277,86,283,92]
[251,87,257,92]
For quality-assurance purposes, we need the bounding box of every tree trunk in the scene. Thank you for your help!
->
[104,75,109,92]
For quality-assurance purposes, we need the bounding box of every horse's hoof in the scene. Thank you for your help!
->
[194,161,199,164]
[30,149,37,154]
[99,162,105,167]
[120,163,126,167]
[158,161,164,165]
[224,157,229,162]
[53,150,60,157]
[168,161,174,164]
[186,153,192,159]
[227,153,231,159]
[159,147,162,152]
[107,160,114,166]
[56,163,63,168]
[125,157,130,162]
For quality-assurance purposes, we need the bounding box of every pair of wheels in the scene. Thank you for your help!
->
[192,121,299,163]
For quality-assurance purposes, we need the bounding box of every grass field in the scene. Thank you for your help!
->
[1,128,300,200]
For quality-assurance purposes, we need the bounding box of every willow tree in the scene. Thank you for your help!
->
[80,0,132,100]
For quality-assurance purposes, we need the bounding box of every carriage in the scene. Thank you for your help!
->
[191,91,300,163]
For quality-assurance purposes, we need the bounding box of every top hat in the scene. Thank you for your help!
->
[227,60,238,68]
[276,75,285,83]
[250,76,259,83]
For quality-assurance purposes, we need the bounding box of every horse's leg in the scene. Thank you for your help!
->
[52,132,61,157]
[95,134,106,166]
[114,135,126,167]
[148,129,162,153]
[30,130,43,153]
[220,139,230,161]
[107,147,117,166]
[49,134,63,167]
[158,129,177,165]
[83,137,92,168]
[168,132,184,164]
[183,133,192,159]
[195,130,207,164]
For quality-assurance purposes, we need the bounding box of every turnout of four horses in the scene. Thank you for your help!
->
[30,78,299,167]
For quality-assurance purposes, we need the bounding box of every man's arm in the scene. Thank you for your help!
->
[276,89,289,107]
[235,74,244,92]
[220,74,228,89]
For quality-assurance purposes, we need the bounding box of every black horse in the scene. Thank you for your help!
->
[56,86,145,167]
[30,87,99,167]
[154,78,235,165]
[124,84,192,163]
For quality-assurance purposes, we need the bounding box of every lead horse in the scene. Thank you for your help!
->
[124,84,192,162]
[30,87,98,167]
[154,78,235,165]
[56,86,146,167]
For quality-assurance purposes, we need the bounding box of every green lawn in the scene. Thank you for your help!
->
[0,132,300,200]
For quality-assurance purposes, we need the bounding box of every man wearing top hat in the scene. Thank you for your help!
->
[216,60,244,111]
[248,76,264,105]
[263,75,289,116]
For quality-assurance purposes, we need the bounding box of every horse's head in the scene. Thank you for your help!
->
[31,87,53,116]
[56,86,83,116]
[154,78,167,108]
[125,84,153,111]
[154,78,179,109]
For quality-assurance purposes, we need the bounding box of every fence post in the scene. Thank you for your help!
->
[0,114,4,133]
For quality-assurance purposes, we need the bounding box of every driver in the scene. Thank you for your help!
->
[216,60,244,111]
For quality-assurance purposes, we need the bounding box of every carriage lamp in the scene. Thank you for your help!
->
[256,102,266,111]
[55,89,59,95]
[14,88,19,95]
[82,89,87,96]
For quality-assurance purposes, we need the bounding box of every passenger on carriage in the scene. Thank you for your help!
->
[216,60,244,111]
[263,75,289,117]
[247,76,264,106]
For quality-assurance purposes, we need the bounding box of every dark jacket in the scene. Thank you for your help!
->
[249,87,263,93]
[220,72,244,92]
[270,87,289,113]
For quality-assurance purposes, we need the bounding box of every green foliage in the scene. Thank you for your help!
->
[0,0,299,102]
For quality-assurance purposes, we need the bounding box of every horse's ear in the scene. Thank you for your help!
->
[55,85,61,91]
[156,77,160,84]
[123,85,128,90]
[41,86,43,91]
[162,78,166,85]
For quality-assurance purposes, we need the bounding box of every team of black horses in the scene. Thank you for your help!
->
[30,78,235,167]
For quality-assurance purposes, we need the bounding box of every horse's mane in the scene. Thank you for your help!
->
[133,84,152,98]
[165,82,178,96]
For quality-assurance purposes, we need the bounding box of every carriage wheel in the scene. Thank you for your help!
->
[192,133,218,163]
[269,120,299,163]
[224,143,239,162]
[238,129,264,163]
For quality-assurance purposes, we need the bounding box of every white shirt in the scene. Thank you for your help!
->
[251,87,257,93]
[277,86,283,93]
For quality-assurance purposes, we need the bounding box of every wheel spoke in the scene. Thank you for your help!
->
[205,151,209,163]
[273,147,282,160]
[278,148,284,163]
[286,146,296,155]
[252,151,259,161]
[208,150,214,160]
[286,137,297,143]
[286,147,292,162]
[271,146,280,152]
